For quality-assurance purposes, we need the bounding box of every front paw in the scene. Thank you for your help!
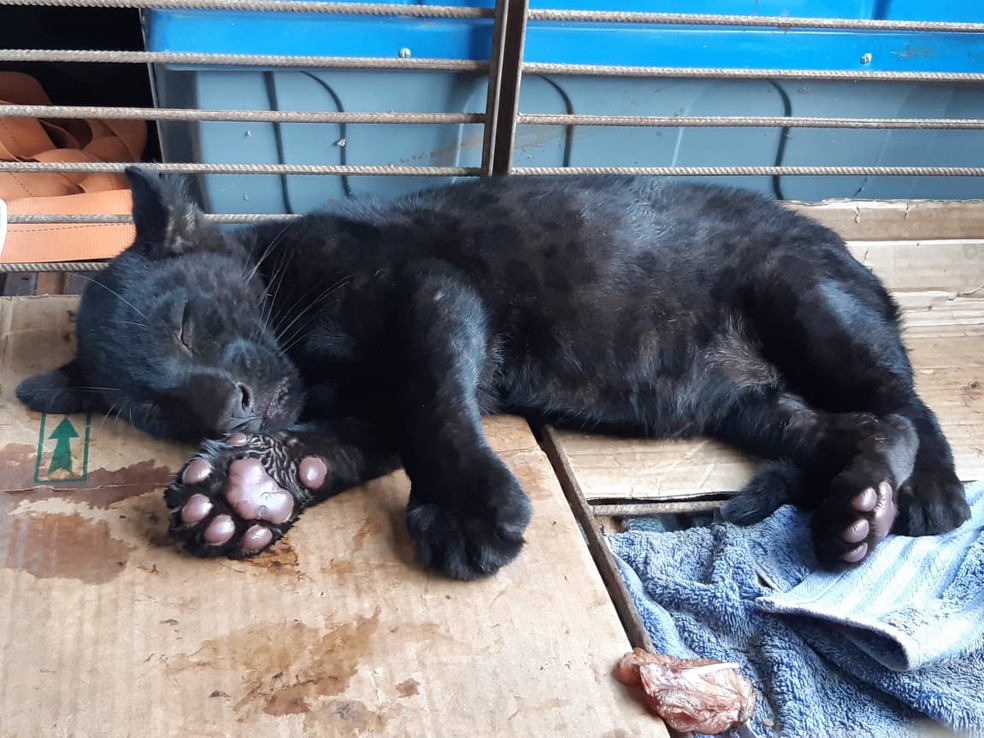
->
[894,468,970,536]
[405,460,532,580]
[164,432,328,558]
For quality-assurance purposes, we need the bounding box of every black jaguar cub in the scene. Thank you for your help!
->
[18,168,969,579]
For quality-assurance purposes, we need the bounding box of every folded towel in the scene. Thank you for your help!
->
[609,481,984,738]
[757,484,984,672]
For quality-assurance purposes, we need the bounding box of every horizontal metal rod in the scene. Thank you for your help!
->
[0,49,488,71]
[591,500,726,516]
[5,50,984,83]
[0,104,484,125]
[523,62,984,83]
[0,0,979,34]
[525,9,984,34]
[5,162,982,177]
[0,261,107,273]
[6,213,301,224]
[0,161,481,176]
[510,165,984,176]
[0,0,493,15]
[517,113,984,130]
[3,105,979,131]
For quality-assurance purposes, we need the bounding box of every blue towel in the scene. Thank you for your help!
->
[608,481,984,738]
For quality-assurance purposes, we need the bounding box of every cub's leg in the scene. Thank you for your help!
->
[725,251,969,560]
[165,420,399,558]
[395,272,532,580]
[715,392,920,564]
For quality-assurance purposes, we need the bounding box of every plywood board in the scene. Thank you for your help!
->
[787,200,984,241]
[550,240,984,503]
[0,296,664,738]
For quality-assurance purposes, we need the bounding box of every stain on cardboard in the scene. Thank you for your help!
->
[0,442,173,504]
[304,699,388,736]
[0,512,135,584]
[167,609,380,721]
[350,516,378,553]
[1,443,176,582]
[242,539,301,577]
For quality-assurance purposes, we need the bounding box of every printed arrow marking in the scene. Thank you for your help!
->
[47,416,80,474]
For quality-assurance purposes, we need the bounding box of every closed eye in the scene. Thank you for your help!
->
[177,302,194,354]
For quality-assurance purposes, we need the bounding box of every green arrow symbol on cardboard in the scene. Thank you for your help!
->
[47,417,79,474]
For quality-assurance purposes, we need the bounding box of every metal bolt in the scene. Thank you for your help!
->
[398,47,412,58]
[860,53,873,65]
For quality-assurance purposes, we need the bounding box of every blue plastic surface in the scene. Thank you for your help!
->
[147,1,984,73]
[145,2,984,208]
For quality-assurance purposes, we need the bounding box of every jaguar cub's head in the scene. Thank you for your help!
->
[17,167,304,441]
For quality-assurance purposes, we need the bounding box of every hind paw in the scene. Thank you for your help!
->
[894,469,970,536]
[813,476,897,566]
[165,433,328,558]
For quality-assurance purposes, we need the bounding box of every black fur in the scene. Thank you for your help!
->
[17,168,970,578]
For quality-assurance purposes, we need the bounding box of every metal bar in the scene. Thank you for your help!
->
[3,57,981,83]
[523,63,984,83]
[591,501,726,517]
[6,213,302,224]
[5,105,983,130]
[480,0,510,175]
[0,49,489,71]
[517,113,984,130]
[5,162,982,177]
[481,0,530,176]
[525,9,984,34]
[0,104,484,125]
[0,161,481,176]
[0,0,495,16]
[0,261,107,273]
[509,165,984,176]
[3,0,982,33]
[538,426,655,652]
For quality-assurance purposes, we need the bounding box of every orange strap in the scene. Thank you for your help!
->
[0,72,147,263]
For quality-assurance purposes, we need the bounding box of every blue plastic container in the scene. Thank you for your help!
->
[144,0,984,209]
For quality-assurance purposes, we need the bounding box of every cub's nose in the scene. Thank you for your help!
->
[214,382,259,433]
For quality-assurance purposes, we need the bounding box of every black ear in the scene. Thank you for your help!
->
[16,360,109,415]
[125,166,201,257]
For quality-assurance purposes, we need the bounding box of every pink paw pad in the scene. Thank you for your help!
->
[839,481,897,563]
[204,515,236,544]
[225,458,294,524]
[182,458,212,485]
[227,433,249,446]
[298,456,328,489]
[241,525,274,554]
[181,493,213,525]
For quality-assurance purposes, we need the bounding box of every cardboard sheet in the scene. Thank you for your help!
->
[0,296,664,737]
[551,240,984,502]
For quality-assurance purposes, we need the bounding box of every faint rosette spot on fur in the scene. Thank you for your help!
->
[181,493,213,524]
[204,514,236,544]
[298,456,328,489]
[225,458,294,524]
[182,458,212,485]
[241,525,273,554]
